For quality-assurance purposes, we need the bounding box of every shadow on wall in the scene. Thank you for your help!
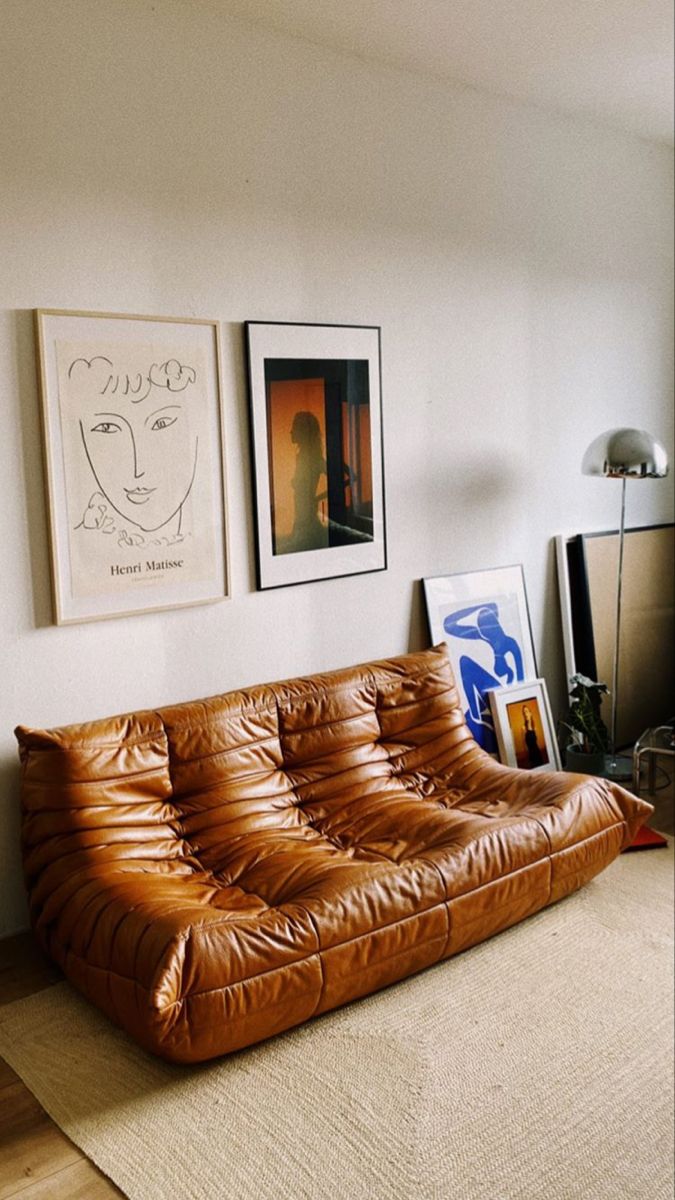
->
[408,579,429,653]
[540,537,566,725]
[15,309,52,630]
[222,321,259,595]
[0,755,29,936]
[452,452,525,510]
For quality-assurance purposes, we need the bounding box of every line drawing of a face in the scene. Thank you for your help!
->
[69,356,199,533]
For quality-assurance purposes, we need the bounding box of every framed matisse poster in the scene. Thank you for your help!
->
[245,321,387,590]
[423,565,537,755]
[35,309,229,624]
[488,679,561,773]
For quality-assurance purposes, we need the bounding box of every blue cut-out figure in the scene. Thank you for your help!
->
[443,603,524,753]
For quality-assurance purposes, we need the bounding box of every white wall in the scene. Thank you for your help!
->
[1,0,673,936]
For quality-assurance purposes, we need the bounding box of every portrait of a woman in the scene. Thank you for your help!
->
[522,703,545,768]
[506,698,550,770]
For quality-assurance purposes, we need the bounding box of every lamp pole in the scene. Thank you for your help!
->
[608,476,626,771]
[581,427,669,781]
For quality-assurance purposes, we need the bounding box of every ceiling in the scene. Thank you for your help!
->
[221,0,674,143]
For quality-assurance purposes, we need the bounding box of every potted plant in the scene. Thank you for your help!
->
[559,674,610,775]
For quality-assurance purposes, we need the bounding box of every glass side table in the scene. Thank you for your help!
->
[633,725,675,797]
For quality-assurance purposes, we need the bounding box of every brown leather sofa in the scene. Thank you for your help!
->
[16,644,651,1063]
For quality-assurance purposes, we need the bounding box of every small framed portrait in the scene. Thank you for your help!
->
[245,321,387,590]
[488,679,561,773]
[423,565,537,755]
[35,309,229,624]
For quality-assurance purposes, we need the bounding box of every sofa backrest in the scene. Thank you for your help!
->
[16,644,476,897]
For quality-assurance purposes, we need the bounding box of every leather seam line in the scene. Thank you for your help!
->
[158,702,278,735]
[24,732,169,752]
[47,949,316,1006]
[385,732,469,764]
[24,764,171,790]
[526,813,555,907]
[378,709,463,740]
[551,823,625,877]
[294,903,326,1019]
[175,778,298,806]
[25,842,192,877]
[290,758,391,791]
[282,710,380,739]
[375,688,457,717]
[169,733,282,771]
[422,856,454,958]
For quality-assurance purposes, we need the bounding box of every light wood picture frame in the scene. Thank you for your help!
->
[488,678,561,773]
[35,309,229,624]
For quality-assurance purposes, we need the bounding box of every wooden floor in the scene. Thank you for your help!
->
[1,776,672,1200]
[0,933,123,1199]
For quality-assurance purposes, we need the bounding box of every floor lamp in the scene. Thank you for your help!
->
[581,427,669,780]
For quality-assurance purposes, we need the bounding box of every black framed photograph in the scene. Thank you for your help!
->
[35,308,229,624]
[245,321,387,590]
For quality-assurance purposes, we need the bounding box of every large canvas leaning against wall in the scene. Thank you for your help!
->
[245,321,387,590]
[555,524,675,748]
[35,309,229,623]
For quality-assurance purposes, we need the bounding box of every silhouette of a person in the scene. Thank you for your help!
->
[443,602,525,753]
[286,411,328,552]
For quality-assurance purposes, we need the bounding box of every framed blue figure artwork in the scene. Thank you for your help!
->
[423,565,538,755]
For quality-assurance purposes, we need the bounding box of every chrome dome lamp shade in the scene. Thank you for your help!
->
[581,428,669,480]
[581,428,669,780]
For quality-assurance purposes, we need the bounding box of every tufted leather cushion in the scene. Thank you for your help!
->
[15,644,651,1062]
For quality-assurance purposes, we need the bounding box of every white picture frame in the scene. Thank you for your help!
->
[245,321,387,590]
[423,564,537,755]
[35,309,229,624]
[488,678,561,773]
[555,533,578,685]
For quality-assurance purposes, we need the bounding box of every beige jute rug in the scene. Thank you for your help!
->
[1,842,673,1200]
